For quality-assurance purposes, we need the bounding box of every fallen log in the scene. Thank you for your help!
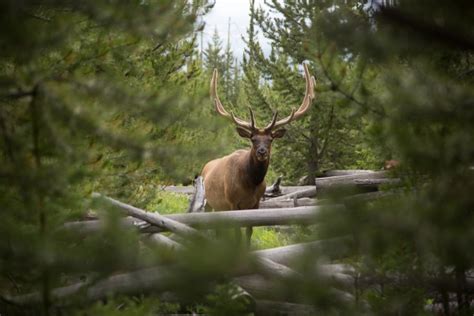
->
[236,274,355,304]
[269,172,399,200]
[187,176,206,213]
[168,206,327,229]
[322,170,376,177]
[269,187,317,201]
[64,205,344,234]
[315,171,391,187]
[254,237,352,267]
[259,197,318,209]
[146,234,184,252]
[6,239,353,307]
[255,299,318,316]
[92,193,201,239]
[279,185,314,196]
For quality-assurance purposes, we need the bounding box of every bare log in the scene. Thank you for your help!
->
[5,266,178,307]
[279,185,315,196]
[65,205,343,234]
[260,197,318,209]
[63,217,146,235]
[146,234,184,252]
[251,256,300,280]
[187,176,206,213]
[270,172,399,200]
[270,187,317,201]
[315,171,391,187]
[322,170,377,177]
[254,237,352,267]
[255,299,318,316]
[7,239,352,307]
[167,206,330,229]
[236,274,355,305]
[92,193,201,239]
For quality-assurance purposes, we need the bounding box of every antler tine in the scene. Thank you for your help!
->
[211,69,229,118]
[248,107,256,130]
[264,110,279,131]
[267,63,316,131]
[211,69,254,130]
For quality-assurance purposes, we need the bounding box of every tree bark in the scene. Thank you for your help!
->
[259,197,318,209]
[64,205,344,234]
[187,176,206,213]
[322,170,377,177]
[6,238,353,307]
[92,193,202,239]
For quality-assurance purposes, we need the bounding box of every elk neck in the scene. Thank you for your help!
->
[245,149,269,186]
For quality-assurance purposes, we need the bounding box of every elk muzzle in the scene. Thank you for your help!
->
[256,147,269,161]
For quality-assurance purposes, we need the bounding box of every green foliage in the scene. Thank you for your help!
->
[1,0,473,314]
[201,283,253,316]
[75,296,180,316]
[241,0,383,183]
[0,0,219,314]
[251,227,292,249]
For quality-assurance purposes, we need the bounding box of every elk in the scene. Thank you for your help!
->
[384,159,400,170]
[201,64,316,246]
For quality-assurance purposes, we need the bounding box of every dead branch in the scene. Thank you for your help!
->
[264,176,283,198]
[65,205,343,234]
[187,176,206,213]
[322,170,377,177]
[92,193,201,239]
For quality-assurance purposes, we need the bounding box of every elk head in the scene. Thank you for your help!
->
[210,64,316,162]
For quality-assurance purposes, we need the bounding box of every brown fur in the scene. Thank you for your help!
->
[384,159,400,170]
[202,149,267,212]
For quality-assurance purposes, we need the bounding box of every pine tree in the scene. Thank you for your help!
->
[244,0,379,183]
[0,1,218,314]
[258,0,474,314]
[203,27,225,76]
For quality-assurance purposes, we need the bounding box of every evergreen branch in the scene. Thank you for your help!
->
[315,46,385,117]
[0,109,15,163]
[379,6,474,51]
[1,89,36,100]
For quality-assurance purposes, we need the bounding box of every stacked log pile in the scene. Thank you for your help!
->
[3,170,401,315]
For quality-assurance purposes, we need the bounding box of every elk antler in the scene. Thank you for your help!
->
[211,69,256,131]
[264,63,316,131]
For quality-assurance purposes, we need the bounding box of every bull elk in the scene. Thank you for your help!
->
[201,64,316,246]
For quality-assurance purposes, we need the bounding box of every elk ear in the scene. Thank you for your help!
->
[271,128,286,139]
[236,126,252,139]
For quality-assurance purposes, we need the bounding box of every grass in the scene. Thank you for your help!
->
[145,191,189,215]
[251,227,292,249]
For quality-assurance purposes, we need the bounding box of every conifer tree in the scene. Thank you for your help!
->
[243,0,379,182]
[204,27,226,76]
[0,1,217,314]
